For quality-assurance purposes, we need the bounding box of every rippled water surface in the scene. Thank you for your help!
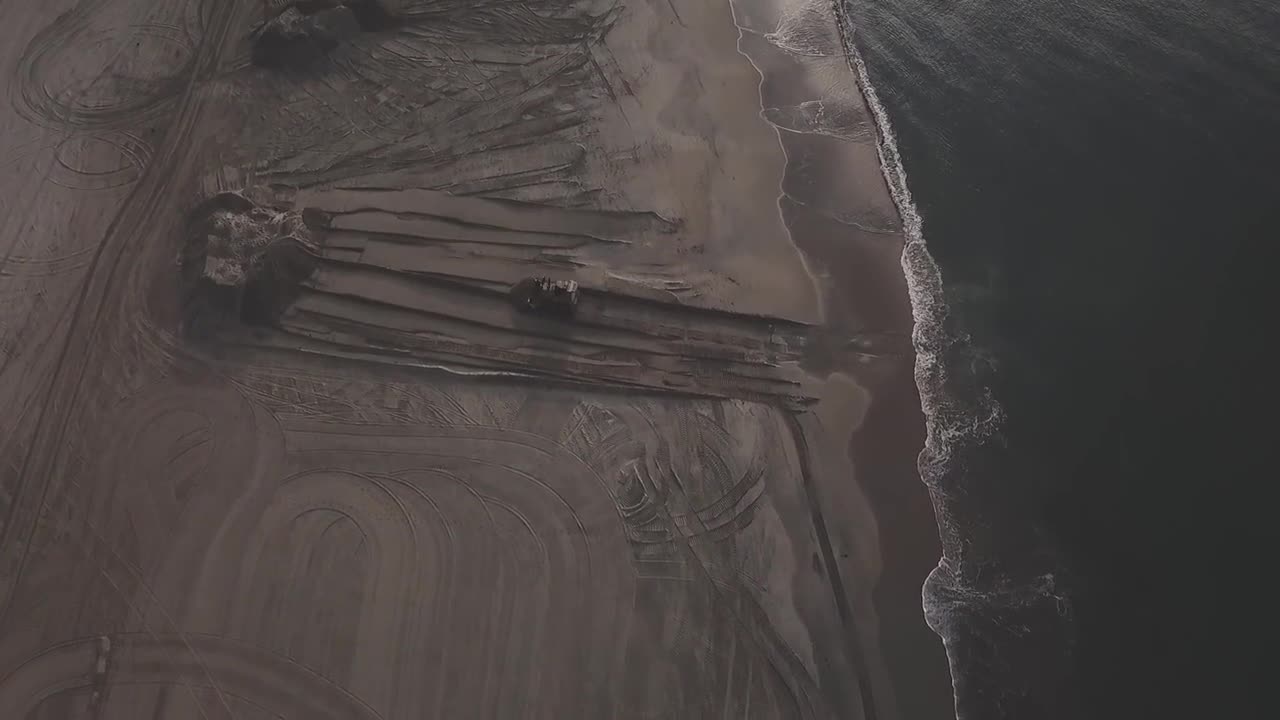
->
[843,0,1278,715]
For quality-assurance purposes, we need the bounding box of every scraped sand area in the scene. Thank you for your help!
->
[0,0,953,717]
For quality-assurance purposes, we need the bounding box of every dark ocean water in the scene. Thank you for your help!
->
[842,0,1278,717]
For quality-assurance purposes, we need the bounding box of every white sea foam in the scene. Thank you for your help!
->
[829,2,1004,717]
[830,10,1002,473]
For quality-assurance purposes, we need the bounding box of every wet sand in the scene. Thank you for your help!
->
[1,0,950,717]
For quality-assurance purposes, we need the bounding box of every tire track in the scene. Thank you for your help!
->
[477,496,546,717]
[5,471,238,720]
[45,130,152,191]
[602,400,834,717]
[0,632,385,718]
[391,466,498,720]
[281,417,637,716]
[0,0,244,629]
[27,384,272,718]
[12,14,199,131]
[226,469,421,715]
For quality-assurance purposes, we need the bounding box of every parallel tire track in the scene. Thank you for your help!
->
[0,0,242,630]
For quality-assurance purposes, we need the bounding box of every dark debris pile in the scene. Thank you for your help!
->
[251,1,399,70]
[181,191,321,335]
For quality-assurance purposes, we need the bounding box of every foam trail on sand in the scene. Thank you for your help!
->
[826,9,1003,470]
[828,2,1004,717]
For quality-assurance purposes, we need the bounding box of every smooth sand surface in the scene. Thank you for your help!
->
[0,1,950,717]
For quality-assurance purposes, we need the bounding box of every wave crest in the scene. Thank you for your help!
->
[828,2,1075,718]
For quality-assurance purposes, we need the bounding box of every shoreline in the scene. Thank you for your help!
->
[827,0,984,715]
[733,0,958,716]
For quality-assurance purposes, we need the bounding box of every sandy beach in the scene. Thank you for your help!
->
[0,0,951,717]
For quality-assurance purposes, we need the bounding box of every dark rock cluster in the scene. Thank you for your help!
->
[181,191,320,335]
[251,1,399,70]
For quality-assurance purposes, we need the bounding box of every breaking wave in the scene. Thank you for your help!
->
[826,10,1003,472]
[828,1,1006,717]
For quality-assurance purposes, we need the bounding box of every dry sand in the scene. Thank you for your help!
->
[0,0,950,717]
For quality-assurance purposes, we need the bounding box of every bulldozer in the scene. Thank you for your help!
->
[510,277,580,317]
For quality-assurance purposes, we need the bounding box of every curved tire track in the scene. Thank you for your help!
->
[0,633,384,718]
